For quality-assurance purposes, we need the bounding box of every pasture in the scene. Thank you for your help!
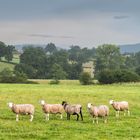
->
[0,81,140,140]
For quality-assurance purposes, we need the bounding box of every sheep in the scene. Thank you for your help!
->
[62,101,83,121]
[8,102,35,122]
[87,103,109,124]
[109,100,130,117]
[40,100,64,121]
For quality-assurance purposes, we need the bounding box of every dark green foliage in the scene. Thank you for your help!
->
[79,72,92,85]
[0,68,30,83]
[0,41,15,62]
[15,63,37,78]
[49,79,60,84]
[98,69,140,84]
[135,66,140,76]
[4,45,15,62]
[45,43,57,54]
[96,44,124,72]
[50,63,67,80]
[0,41,6,60]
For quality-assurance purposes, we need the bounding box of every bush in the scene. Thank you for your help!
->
[79,72,92,85]
[0,68,32,83]
[98,69,140,84]
[49,79,60,85]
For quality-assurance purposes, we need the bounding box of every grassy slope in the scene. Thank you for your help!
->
[0,54,20,72]
[0,61,15,72]
[0,82,140,140]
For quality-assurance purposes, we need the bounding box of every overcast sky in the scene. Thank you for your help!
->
[0,0,140,48]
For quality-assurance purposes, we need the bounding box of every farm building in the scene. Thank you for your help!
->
[82,61,95,78]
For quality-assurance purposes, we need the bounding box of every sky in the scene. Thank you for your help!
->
[0,0,140,48]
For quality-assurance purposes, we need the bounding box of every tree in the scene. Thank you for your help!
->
[79,72,92,85]
[0,41,6,60]
[96,44,124,72]
[50,63,67,80]
[45,43,57,54]
[5,45,15,62]
[135,66,140,76]
[15,63,37,79]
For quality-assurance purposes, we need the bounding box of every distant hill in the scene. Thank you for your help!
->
[14,44,46,52]
[119,43,140,53]
[14,43,140,54]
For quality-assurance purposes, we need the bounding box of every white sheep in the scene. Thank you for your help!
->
[109,100,130,117]
[8,102,35,122]
[40,100,64,121]
[87,103,109,124]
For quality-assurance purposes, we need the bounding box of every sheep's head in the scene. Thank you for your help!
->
[8,102,13,108]
[62,101,67,106]
[87,103,92,109]
[109,100,114,105]
[40,100,45,105]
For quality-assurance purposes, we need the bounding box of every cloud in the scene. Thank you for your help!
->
[114,15,129,20]
[29,34,75,39]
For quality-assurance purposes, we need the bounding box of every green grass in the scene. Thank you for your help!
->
[0,54,20,72]
[0,61,15,72]
[0,82,140,140]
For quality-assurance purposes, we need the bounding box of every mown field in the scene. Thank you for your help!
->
[0,81,140,140]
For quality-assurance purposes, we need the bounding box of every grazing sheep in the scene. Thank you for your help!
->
[109,100,130,117]
[87,103,109,124]
[8,102,35,122]
[40,100,64,121]
[62,101,83,121]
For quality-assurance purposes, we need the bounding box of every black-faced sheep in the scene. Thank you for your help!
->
[87,103,109,124]
[40,100,64,121]
[8,102,35,122]
[109,100,130,117]
[62,101,83,121]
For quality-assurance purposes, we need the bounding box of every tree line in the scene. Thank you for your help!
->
[0,41,140,83]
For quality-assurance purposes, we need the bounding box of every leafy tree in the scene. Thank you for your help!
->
[15,63,37,78]
[79,72,92,85]
[20,46,46,78]
[135,66,140,76]
[50,63,67,80]
[5,45,15,62]
[135,51,140,65]
[96,44,124,72]
[0,41,6,60]
[45,43,57,54]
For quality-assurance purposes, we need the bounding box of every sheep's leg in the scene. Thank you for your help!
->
[124,111,126,116]
[45,113,49,121]
[96,117,98,124]
[69,114,71,120]
[30,115,34,122]
[93,118,95,124]
[104,117,107,123]
[76,114,79,121]
[80,110,83,121]
[116,111,119,118]
[16,114,19,121]
[128,110,130,116]
[60,114,63,119]
[67,113,69,120]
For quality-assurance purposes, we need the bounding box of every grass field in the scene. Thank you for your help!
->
[0,82,140,140]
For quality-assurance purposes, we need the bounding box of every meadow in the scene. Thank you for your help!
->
[0,81,140,140]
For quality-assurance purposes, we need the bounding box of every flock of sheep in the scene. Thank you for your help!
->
[8,100,130,124]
